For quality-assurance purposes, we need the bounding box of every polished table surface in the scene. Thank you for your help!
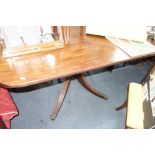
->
[0,27,149,88]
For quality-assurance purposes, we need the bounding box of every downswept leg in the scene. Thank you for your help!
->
[78,74,108,100]
[51,77,70,120]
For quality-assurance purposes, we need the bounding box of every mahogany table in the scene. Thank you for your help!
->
[0,27,153,120]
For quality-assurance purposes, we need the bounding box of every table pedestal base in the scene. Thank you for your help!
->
[51,74,108,120]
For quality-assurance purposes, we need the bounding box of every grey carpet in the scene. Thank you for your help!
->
[11,61,151,128]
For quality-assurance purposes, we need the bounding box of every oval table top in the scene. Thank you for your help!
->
[0,27,131,88]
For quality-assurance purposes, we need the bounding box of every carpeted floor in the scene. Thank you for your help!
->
[11,60,151,128]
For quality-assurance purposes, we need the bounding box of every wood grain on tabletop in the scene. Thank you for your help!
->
[0,26,130,88]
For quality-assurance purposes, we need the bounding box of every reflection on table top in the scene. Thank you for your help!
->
[0,27,133,88]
